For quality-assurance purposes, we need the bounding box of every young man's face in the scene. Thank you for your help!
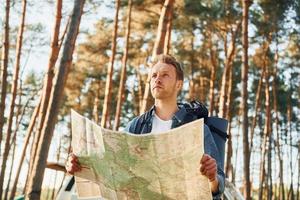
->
[150,62,182,100]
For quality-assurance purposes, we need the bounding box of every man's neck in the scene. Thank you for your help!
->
[154,99,178,121]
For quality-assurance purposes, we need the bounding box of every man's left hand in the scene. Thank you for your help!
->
[200,154,217,182]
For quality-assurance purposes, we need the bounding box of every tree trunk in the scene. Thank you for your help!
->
[50,138,62,200]
[29,0,62,178]
[267,125,273,200]
[287,95,294,200]
[10,98,41,199]
[297,144,300,200]
[225,65,233,180]
[101,0,120,128]
[5,83,22,200]
[5,84,32,199]
[4,86,24,200]
[0,0,10,154]
[93,80,101,123]
[249,68,265,155]
[0,1,26,198]
[189,35,195,101]
[218,24,240,119]
[140,0,174,113]
[272,42,285,200]
[4,140,16,200]
[163,3,173,54]
[233,114,242,185]
[208,34,217,116]
[114,0,132,131]
[25,0,85,199]
[241,0,251,199]
[259,47,271,200]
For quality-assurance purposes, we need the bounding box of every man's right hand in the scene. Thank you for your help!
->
[65,153,82,175]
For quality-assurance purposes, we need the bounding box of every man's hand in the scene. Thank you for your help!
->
[200,154,219,193]
[65,153,81,175]
[200,154,217,181]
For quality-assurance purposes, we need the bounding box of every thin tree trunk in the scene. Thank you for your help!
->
[297,145,300,200]
[208,33,217,116]
[225,65,233,180]
[233,114,242,185]
[25,1,85,199]
[141,0,174,113]
[272,41,285,200]
[6,83,33,200]
[259,47,271,200]
[218,24,240,119]
[163,3,173,54]
[114,0,132,131]
[4,81,22,200]
[189,35,195,101]
[287,95,294,200]
[249,68,265,155]
[101,0,120,128]
[10,98,41,199]
[0,0,10,154]
[0,1,26,198]
[241,0,251,199]
[4,140,16,200]
[93,80,101,123]
[267,125,273,200]
[4,85,24,200]
[50,138,62,200]
[29,0,62,178]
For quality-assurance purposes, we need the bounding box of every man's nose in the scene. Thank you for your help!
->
[154,75,162,83]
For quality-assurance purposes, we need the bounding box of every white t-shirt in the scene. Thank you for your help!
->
[151,113,172,133]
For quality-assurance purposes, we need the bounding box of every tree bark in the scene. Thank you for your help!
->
[218,23,240,119]
[249,68,264,155]
[25,0,85,199]
[29,0,62,178]
[101,0,120,128]
[272,42,285,200]
[93,80,101,123]
[259,42,271,200]
[287,94,294,200]
[225,64,233,180]
[5,83,22,200]
[140,0,174,113]
[241,0,251,199]
[4,140,16,200]
[0,0,10,154]
[10,98,41,199]
[189,35,195,101]
[114,0,132,131]
[0,1,26,198]
[50,138,62,200]
[208,33,217,116]
[163,3,173,54]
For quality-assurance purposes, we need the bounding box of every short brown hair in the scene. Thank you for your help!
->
[151,54,184,81]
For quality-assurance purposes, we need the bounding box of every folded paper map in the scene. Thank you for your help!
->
[71,109,212,200]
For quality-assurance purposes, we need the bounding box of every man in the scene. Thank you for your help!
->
[66,54,225,199]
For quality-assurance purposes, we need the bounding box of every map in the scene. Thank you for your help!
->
[71,110,212,200]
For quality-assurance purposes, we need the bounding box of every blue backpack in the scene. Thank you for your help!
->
[181,101,229,171]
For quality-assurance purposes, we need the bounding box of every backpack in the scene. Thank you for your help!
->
[183,100,229,171]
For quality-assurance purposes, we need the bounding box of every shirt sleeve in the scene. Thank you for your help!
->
[203,124,225,199]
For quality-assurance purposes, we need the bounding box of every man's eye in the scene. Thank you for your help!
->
[163,74,169,77]
[152,74,157,78]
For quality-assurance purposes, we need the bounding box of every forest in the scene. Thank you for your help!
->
[0,0,299,199]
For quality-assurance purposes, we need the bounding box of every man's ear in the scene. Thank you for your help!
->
[176,80,183,90]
